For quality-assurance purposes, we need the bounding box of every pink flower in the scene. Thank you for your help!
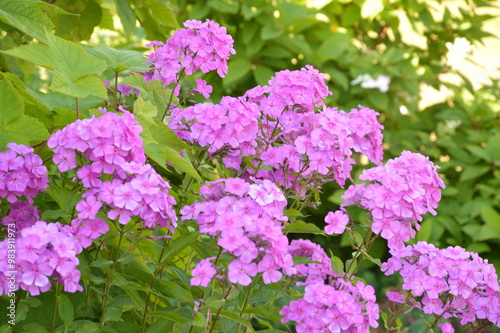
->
[324,210,349,235]
[227,259,257,286]
[190,257,217,287]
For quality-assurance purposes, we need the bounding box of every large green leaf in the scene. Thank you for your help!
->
[114,0,136,36]
[317,31,350,61]
[82,44,148,72]
[0,0,55,43]
[138,116,200,180]
[0,79,49,147]
[2,32,107,99]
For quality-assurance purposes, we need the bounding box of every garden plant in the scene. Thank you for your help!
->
[0,0,499,332]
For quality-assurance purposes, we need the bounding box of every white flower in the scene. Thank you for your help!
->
[351,74,391,93]
[445,37,472,69]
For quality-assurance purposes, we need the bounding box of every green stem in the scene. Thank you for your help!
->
[83,242,103,319]
[75,97,79,120]
[236,277,258,332]
[100,224,125,328]
[51,284,62,333]
[141,235,172,332]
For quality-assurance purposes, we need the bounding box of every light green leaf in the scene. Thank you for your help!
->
[330,253,344,275]
[317,31,350,61]
[134,96,157,118]
[90,259,114,268]
[0,0,55,43]
[57,294,74,327]
[0,79,49,147]
[143,0,178,29]
[82,44,148,72]
[2,32,107,99]
[223,58,252,87]
[162,281,194,303]
[114,0,136,36]
[148,311,190,324]
[481,207,500,234]
[283,222,324,234]
[253,65,274,86]
[261,25,283,40]
[160,231,200,264]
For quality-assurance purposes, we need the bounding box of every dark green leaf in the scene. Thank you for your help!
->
[57,294,74,327]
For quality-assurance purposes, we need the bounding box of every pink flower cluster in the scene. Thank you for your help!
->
[168,96,260,155]
[288,239,337,285]
[0,219,108,296]
[146,19,235,97]
[182,178,296,286]
[280,239,379,332]
[0,143,48,203]
[382,241,500,327]
[341,151,445,249]
[1,201,40,231]
[48,109,177,230]
[280,278,379,332]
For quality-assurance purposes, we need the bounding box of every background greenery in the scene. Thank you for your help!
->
[0,0,499,332]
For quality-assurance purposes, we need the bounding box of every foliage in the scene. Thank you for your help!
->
[0,0,498,332]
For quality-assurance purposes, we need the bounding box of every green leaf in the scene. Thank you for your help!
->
[317,31,350,61]
[133,96,157,118]
[481,207,500,234]
[459,165,489,182]
[283,222,324,234]
[330,254,344,275]
[160,231,200,264]
[261,25,283,40]
[148,311,190,324]
[244,306,282,323]
[143,0,178,29]
[253,65,274,86]
[103,307,122,322]
[90,259,114,268]
[0,79,49,147]
[138,117,200,180]
[0,0,55,43]
[45,186,81,212]
[114,0,136,36]
[56,0,102,42]
[162,281,194,303]
[57,294,74,327]
[218,311,255,332]
[82,44,148,73]
[2,32,107,98]
[223,58,252,87]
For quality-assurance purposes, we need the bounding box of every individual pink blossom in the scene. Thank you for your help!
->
[324,210,349,235]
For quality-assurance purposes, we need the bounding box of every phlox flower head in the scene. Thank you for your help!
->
[280,278,380,332]
[2,200,40,231]
[0,221,84,296]
[382,241,500,327]
[342,151,445,249]
[0,143,48,204]
[146,19,235,95]
[183,177,293,287]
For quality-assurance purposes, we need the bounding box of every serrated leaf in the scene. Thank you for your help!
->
[0,0,55,43]
[283,222,324,234]
[0,79,49,147]
[2,32,107,99]
[58,294,74,327]
[82,44,148,72]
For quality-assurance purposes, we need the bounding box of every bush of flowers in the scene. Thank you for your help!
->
[0,14,499,333]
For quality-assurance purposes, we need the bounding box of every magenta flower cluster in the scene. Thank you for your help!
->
[281,239,380,332]
[0,143,48,203]
[146,19,235,97]
[48,108,177,230]
[383,241,500,327]
[341,151,446,249]
[0,219,107,296]
[168,65,384,197]
[182,178,296,286]
[169,96,260,155]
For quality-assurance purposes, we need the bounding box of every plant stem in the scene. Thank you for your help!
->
[100,224,125,328]
[51,284,61,333]
[75,97,79,120]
